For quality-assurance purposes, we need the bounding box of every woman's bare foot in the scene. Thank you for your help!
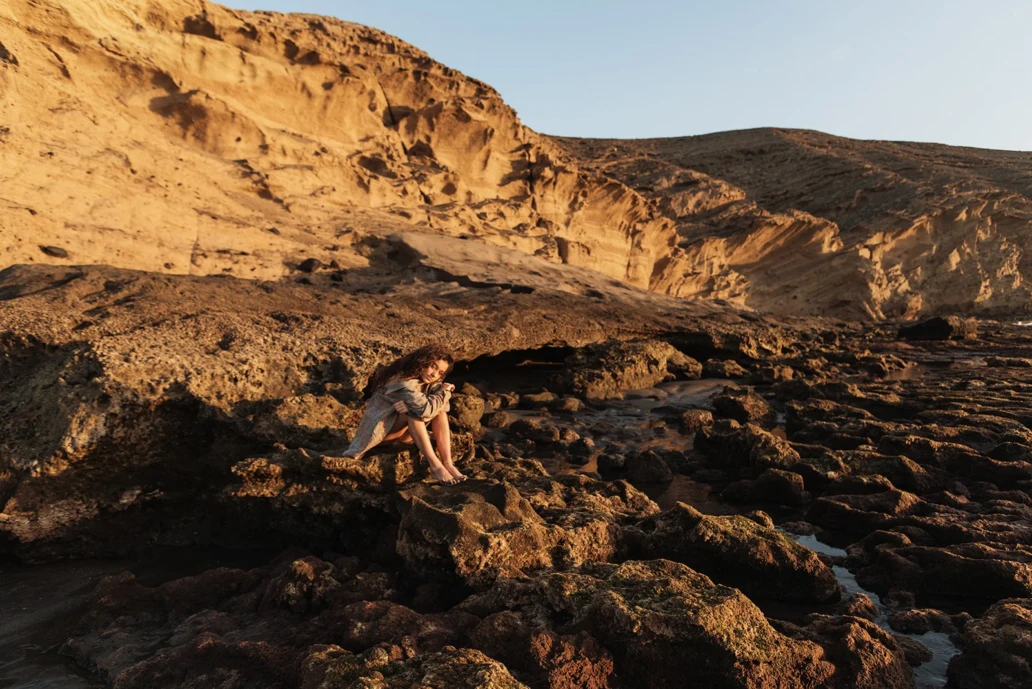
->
[442,461,466,482]
[428,465,455,484]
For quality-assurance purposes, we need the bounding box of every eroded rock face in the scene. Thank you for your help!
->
[459,559,838,689]
[556,338,699,400]
[0,262,753,561]
[695,422,802,475]
[560,132,1032,320]
[634,503,841,603]
[395,475,657,587]
[946,599,1032,689]
[301,646,530,689]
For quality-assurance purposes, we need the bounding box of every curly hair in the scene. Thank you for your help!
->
[365,343,455,396]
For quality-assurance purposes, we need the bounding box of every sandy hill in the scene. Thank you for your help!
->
[2,0,1031,319]
[559,130,1032,319]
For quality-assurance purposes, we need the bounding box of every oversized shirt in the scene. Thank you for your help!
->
[341,377,452,458]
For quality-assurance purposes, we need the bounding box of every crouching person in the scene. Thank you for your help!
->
[341,343,465,484]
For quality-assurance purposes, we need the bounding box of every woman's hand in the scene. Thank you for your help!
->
[442,382,455,393]
[392,400,408,413]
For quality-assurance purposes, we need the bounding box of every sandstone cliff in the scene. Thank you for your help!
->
[3,1,1032,321]
[559,130,1032,319]
[0,0,676,289]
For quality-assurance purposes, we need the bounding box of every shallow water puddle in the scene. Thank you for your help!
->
[789,534,960,688]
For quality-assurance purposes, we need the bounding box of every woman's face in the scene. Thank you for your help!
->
[421,359,449,385]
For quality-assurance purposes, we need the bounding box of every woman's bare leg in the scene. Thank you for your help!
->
[430,412,464,480]
[380,415,414,445]
[402,413,454,483]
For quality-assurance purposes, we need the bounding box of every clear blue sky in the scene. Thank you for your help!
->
[222,0,1032,151]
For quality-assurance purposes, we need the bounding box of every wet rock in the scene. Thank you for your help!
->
[555,395,584,413]
[806,490,924,536]
[596,452,625,473]
[566,437,595,465]
[679,408,714,433]
[861,543,1032,602]
[744,509,775,529]
[692,467,730,483]
[703,358,749,378]
[723,468,809,505]
[695,422,802,475]
[780,521,821,536]
[946,598,1032,689]
[779,615,914,689]
[624,449,674,484]
[508,418,561,444]
[470,611,614,689]
[713,386,776,425]
[558,338,697,400]
[897,316,977,341]
[892,635,934,667]
[459,559,837,689]
[519,391,560,409]
[637,503,841,603]
[888,608,961,636]
[838,593,880,621]
[486,392,519,410]
[448,393,485,433]
[482,410,511,428]
[301,645,530,689]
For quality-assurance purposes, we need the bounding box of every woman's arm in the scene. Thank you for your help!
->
[383,379,451,422]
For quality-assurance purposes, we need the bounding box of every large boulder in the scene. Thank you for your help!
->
[395,476,657,587]
[301,645,530,689]
[713,387,776,426]
[459,559,838,689]
[858,543,1032,602]
[897,316,977,341]
[695,422,802,475]
[946,598,1032,689]
[557,339,700,400]
[635,503,841,603]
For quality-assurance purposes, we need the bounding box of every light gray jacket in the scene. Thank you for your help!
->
[341,378,452,458]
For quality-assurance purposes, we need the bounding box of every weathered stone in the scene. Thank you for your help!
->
[558,339,696,400]
[301,645,530,689]
[946,598,1032,689]
[713,386,776,426]
[625,449,674,484]
[459,559,838,689]
[679,408,714,433]
[696,422,802,475]
[448,392,485,433]
[637,503,841,603]
[703,358,749,378]
[897,316,977,341]
[482,410,511,428]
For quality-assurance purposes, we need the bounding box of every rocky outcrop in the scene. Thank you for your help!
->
[0,260,761,560]
[634,503,840,603]
[946,599,1032,689]
[555,338,700,400]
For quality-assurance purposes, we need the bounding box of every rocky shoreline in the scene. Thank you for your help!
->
[2,264,1031,688]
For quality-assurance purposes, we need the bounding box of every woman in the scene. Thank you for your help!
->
[341,343,466,485]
